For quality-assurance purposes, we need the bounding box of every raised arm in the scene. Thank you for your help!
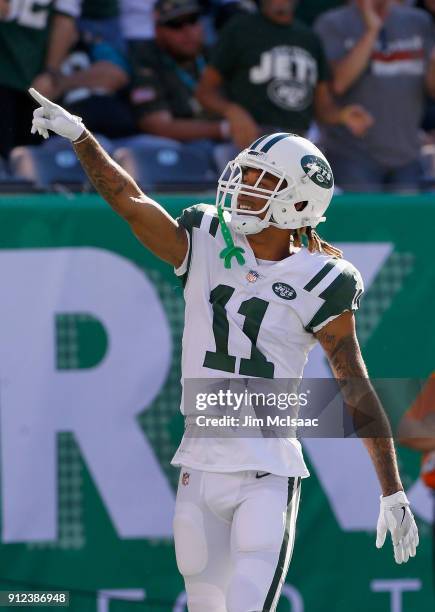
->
[314,0,384,97]
[328,26,380,96]
[315,311,419,564]
[29,88,188,268]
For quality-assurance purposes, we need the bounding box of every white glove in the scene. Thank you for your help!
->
[29,88,85,142]
[376,490,419,564]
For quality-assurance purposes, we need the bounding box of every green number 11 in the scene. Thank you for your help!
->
[203,284,275,378]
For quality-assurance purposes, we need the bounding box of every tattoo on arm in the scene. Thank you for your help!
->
[71,130,188,268]
[316,327,403,496]
[363,437,403,496]
[316,329,368,379]
[72,130,140,217]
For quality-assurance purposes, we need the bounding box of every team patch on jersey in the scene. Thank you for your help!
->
[300,155,333,189]
[272,282,297,300]
[246,270,260,283]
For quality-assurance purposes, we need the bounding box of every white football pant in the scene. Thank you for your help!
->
[173,468,301,612]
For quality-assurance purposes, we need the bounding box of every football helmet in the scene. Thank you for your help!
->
[216,133,334,235]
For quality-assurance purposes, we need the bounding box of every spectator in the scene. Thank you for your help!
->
[315,0,435,192]
[121,0,253,51]
[50,0,135,138]
[196,0,372,152]
[129,0,230,143]
[0,0,80,159]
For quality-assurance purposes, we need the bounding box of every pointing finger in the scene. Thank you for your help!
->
[28,88,58,111]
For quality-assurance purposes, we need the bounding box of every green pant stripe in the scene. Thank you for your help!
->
[262,477,300,611]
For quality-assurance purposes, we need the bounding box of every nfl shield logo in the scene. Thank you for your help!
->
[246,270,259,283]
[182,472,190,486]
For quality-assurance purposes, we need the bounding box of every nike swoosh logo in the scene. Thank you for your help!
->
[256,472,271,479]
[400,506,406,526]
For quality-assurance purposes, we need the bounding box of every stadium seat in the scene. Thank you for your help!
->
[0,155,36,193]
[0,176,36,193]
[112,135,217,191]
[7,133,115,192]
[10,142,88,191]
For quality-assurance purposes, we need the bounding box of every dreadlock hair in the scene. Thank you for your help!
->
[291,226,343,258]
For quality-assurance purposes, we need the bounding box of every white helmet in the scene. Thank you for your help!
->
[216,132,334,235]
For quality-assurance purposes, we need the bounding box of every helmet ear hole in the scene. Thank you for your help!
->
[294,201,308,211]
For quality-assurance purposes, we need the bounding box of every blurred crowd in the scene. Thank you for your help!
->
[1,0,435,192]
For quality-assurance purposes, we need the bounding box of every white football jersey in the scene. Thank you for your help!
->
[171,205,364,477]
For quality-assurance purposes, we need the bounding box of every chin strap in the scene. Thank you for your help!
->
[217,206,245,269]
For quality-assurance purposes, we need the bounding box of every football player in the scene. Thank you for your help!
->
[29,88,419,612]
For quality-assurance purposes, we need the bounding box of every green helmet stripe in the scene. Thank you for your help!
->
[250,134,272,151]
[260,133,293,153]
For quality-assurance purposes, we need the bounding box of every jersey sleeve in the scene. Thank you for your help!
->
[174,204,211,285]
[305,263,364,333]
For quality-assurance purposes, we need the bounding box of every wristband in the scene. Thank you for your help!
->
[73,130,90,145]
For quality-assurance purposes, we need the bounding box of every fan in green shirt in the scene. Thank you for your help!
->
[0,0,80,158]
[0,0,80,92]
[196,0,373,150]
